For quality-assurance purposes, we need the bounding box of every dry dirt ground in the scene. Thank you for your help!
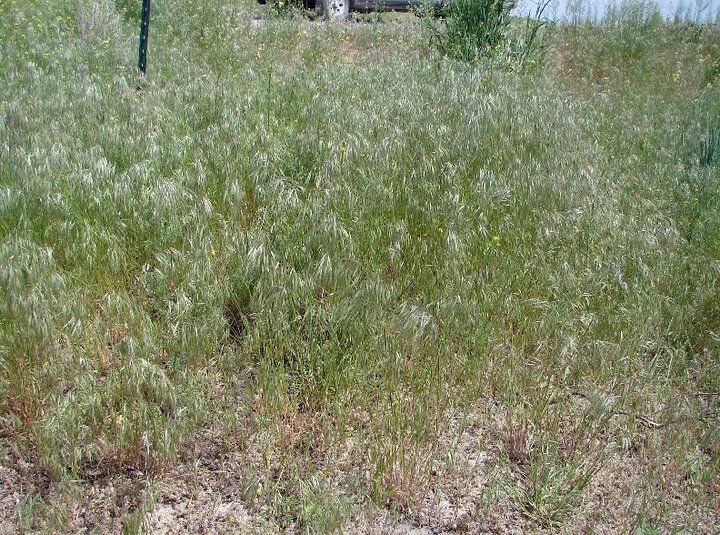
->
[3,400,719,533]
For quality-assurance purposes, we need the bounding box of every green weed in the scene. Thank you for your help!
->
[430,0,512,62]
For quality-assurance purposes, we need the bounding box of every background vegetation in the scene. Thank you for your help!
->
[1,0,719,532]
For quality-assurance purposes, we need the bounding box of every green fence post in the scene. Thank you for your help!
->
[138,0,151,74]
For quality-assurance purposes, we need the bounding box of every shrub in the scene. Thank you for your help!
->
[431,0,511,62]
[430,0,549,68]
[265,0,314,18]
[704,59,720,86]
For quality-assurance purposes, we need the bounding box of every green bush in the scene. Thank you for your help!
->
[430,0,548,68]
[266,0,314,18]
[431,0,511,62]
[705,59,720,86]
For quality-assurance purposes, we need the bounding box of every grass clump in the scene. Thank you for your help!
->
[697,119,720,167]
[692,91,720,168]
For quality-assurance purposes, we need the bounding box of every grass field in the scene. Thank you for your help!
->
[1,0,720,532]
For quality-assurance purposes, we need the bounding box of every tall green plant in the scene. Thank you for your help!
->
[510,0,551,70]
[698,119,720,166]
[432,0,511,62]
[431,0,549,68]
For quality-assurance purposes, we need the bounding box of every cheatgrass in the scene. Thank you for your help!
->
[1,0,719,532]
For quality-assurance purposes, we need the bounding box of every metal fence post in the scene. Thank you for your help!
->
[138,0,151,74]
